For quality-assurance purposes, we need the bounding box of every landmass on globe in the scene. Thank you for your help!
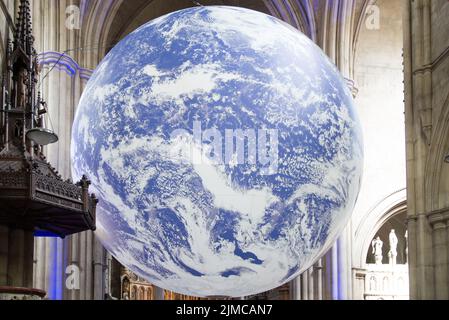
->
[71,6,363,297]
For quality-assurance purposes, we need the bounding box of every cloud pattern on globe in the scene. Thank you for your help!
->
[71,6,363,297]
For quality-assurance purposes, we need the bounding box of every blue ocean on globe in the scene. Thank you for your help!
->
[71,6,363,297]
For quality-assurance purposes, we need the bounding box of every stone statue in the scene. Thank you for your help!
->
[372,236,383,265]
[388,229,398,265]
[16,67,28,109]
[122,278,130,300]
[405,230,408,264]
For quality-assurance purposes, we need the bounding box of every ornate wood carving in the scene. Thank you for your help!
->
[0,0,96,238]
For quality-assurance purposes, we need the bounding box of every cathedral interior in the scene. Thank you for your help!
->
[0,0,448,301]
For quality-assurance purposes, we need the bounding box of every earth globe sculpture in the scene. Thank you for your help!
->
[71,6,363,297]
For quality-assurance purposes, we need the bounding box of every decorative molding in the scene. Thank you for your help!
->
[344,77,359,98]
[0,0,15,33]
[263,0,309,36]
[352,0,376,59]
[79,68,94,81]
[426,207,449,226]
[37,51,93,80]
[413,46,449,75]
[0,286,46,300]
[426,88,449,205]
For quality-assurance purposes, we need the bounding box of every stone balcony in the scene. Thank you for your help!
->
[364,263,409,300]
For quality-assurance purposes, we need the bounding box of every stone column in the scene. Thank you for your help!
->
[315,260,323,300]
[30,0,107,300]
[7,229,28,287]
[290,276,301,300]
[404,0,449,300]
[93,236,105,300]
[0,226,8,285]
[322,250,333,300]
[352,269,366,300]
[0,227,45,300]
[301,271,309,300]
[307,267,314,299]
[429,212,449,300]
[447,220,449,298]
[153,286,165,300]
[331,245,339,300]
[433,222,448,298]
[290,260,325,300]
[339,225,353,299]
[315,0,356,300]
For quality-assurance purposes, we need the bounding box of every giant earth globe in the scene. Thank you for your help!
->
[71,6,363,297]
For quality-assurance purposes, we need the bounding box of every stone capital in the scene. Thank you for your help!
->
[426,208,449,227]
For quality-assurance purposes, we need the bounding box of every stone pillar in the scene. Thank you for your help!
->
[323,250,333,300]
[300,272,309,300]
[313,0,356,300]
[0,226,9,285]
[5,229,33,288]
[0,227,45,300]
[352,269,366,300]
[429,212,449,300]
[153,286,165,300]
[29,0,106,300]
[404,0,449,300]
[290,260,325,300]
[331,245,339,300]
[340,225,353,299]
[433,222,448,298]
[93,236,105,300]
[290,276,301,300]
[315,259,323,300]
[447,220,449,297]
[307,267,314,299]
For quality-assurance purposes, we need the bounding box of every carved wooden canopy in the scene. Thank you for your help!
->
[0,0,96,238]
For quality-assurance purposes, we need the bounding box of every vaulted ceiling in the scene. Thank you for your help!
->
[78,0,374,84]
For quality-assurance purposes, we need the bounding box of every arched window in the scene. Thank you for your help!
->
[131,286,137,300]
[147,287,153,300]
[121,278,130,300]
[138,287,145,300]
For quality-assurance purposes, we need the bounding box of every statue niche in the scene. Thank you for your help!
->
[15,65,28,109]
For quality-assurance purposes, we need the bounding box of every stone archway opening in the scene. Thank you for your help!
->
[363,211,409,300]
[366,211,408,265]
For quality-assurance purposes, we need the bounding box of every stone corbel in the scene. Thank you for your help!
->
[344,78,359,98]
[419,110,433,146]
[427,208,449,227]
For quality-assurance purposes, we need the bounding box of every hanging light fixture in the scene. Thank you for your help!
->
[0,0,97,300]
[26,127,59,146]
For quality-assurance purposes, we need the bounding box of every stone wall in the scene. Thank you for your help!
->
[404,0,449,300]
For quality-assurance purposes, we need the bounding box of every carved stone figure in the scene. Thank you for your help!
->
[121,278,130,300]
[16,67,27,109]
[372,236,383,265]
[388,229,398,265]
[405,230,408,264]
